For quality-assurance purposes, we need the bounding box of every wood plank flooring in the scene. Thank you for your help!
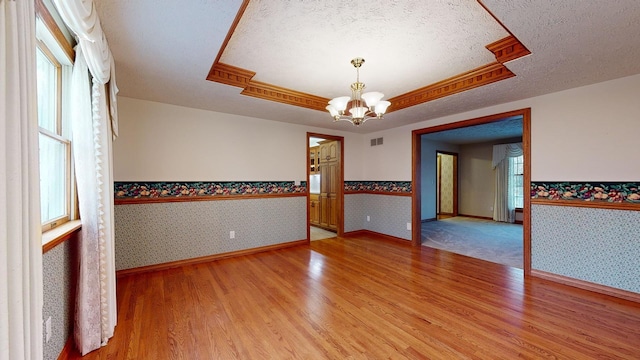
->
[70,234,640,359]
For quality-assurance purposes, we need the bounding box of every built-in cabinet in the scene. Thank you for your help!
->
[309,194,320,225]
[309,146,320,174]
[309,139,340,231]
[318,140,339,231]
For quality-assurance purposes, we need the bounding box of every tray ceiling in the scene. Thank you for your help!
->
[95,0,640,133]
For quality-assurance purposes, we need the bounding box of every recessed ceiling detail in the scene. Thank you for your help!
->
[206,0,530,116]
[388,61,514,112]
[486,35,532,64]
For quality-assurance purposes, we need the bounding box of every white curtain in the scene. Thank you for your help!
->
[0,0,44,359]
[52,0,118,354]
[492,143,523,223]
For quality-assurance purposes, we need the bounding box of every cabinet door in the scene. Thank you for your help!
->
[328,161,339,229]
[318,140,340,231]
[319,163,330,228]
[309,146,319,174]
[311,199,320,225]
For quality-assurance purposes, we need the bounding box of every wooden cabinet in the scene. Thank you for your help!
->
[318,140,339,231]
[319,141,338,163]
[309,146,320,174]
[309,194,320,226]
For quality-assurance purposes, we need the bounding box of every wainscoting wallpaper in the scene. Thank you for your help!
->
[531,182,640,203]
[344,193,412,240]
[531,204,640,293]
[114,196,306,270]
[344,181,411,194]
[43,239,74,360]
[115,181,306,198]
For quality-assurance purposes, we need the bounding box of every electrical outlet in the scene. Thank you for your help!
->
[366,215,370,222]
[406,222,412,231]
[230,231,235,239]
[45,316,51,343]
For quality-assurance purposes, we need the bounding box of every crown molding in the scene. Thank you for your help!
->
[388,62,515,112]
[206,62,255,88]
[486,35,531,64]
[241,80,329,111]
[206,2,532,114]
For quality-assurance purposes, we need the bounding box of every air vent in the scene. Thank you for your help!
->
[371,137,383,146]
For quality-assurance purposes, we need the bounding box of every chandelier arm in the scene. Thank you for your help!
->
[327,57,389,126]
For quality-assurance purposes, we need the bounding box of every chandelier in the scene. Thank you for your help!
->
[326,58,391,126]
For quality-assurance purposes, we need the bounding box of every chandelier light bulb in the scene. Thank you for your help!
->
[327,58,390,126]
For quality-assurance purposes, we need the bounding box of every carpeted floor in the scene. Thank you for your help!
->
[310,226,337,241]
[421,217,523,268]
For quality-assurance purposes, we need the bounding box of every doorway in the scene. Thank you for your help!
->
[436,151,458,219]
[307,133,344,241]
[411,108,531,274]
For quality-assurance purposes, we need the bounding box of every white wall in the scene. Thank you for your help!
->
[113,97,366,182]
[368,73,640,182]
[116,73,640,183]
[361,126,412,181]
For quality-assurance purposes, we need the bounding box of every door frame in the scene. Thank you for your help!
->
[436,151,458,218]
[307,132,344,241]
[411,108,531,275]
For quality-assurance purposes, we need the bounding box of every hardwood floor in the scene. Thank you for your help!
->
[70,234,640,359]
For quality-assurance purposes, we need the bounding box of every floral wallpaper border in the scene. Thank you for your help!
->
[344,181,412,194]
[531,182,640,203]
[115,181,306,199]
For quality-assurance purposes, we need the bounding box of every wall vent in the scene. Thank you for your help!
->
[370,137,383,146]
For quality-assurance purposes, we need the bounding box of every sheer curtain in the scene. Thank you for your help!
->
[1,0,44,359]
[492,143,523,223]
[52,0,118,354]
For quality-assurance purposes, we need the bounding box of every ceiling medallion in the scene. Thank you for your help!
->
[326,58,391,126]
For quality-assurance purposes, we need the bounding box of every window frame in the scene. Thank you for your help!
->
[35,4,77,234]
[511,155,524,209]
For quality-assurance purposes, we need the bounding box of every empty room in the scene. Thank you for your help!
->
[4,0,640,359]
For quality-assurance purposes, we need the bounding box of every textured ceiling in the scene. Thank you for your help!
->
[421,116,522,145]
[94,0,640,134]
[223,0,506,98]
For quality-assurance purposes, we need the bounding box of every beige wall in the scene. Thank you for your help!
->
[113,97,366,182]
[458,142,494,218]
[116,73,640,184]
[370,73,640,182]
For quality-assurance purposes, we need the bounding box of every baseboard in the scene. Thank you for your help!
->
[421,217,436,223]
[57,337,73,360]
[116,239,308,278]
[514,220,523,224]
[342,229,411,244]
[531,269,640,304]
[458,214,493,221]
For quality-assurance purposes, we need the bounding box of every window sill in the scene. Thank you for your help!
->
[42,220,81,253]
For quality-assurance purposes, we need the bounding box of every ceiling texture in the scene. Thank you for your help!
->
[94,0,640,134]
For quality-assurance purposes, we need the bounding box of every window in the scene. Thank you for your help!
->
[510,155,524,209]
[35,22,74,232]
